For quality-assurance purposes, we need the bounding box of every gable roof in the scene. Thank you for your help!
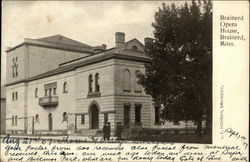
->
[37,35,92,48]
[6,35,94,53]
[125,38,145,49]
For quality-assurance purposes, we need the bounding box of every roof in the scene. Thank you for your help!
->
[6,35,93,53]
[37,35,92,48]
[5,35,150,86]
[5,48,150,86]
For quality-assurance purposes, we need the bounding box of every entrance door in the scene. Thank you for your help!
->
[90,105,99,129]
[48,113,53,131]
[124,106,130,127]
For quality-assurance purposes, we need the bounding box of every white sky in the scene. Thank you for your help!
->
[1,1,187,86]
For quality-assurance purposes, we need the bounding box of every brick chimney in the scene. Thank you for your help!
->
[115,32,125,48]
[144,37,153,47]
[93,44,107,53]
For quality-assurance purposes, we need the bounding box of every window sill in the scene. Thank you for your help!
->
[87,92,101,98]
[123,90,131,92]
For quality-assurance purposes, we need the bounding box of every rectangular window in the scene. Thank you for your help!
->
[12,116,14,126]
[15,92,18,100]
[81,114,85,124]
[155,106,160,125]
[53,88,57,95]
[16,65,18,77]
[45,89,48,96]
[15,116,18,126]
[12,92,14,100]
[44,82,57,96]
[89,75,93,92]
[124,105,130,127]
[104,113,108,124]
[12,66,15,77]
[135,104,141,124]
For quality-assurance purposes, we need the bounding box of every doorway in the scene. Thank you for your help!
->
[48,113,53,131]
[89,104,99,129]
[124,105,130,127]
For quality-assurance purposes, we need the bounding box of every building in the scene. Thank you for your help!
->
[1,86,6,134]
[5,32,199,135]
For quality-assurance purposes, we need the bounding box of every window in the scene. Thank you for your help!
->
[135,104,141,124]
[16,65,18,77]
[12,116,14,126]
[132,46,138,51]
[89,74,93,92]
[12,66,15,77]
[35,114,39,124]
[12,91,18,100]
[124,105,130,127]
[62,112,67,122]
[53,88,57,95]
[95,73,100,92]
[15,92,18,100]
[104,113,108,124]
[63,82,68,93]
[81,114,85,124]
[123,69,131,92]
[35,88,38,98]
[44,82,57,96]
[12,57,18,77]
[135,70,142,93]
[15,115,18,126]
[155,106,160,125]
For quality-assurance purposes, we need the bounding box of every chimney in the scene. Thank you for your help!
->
[144,37,153,47]
[102,44,107,50]
[93,44,107,53]
[115,32,125,48]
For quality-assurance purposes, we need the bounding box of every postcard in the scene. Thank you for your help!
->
[1,1,249,162]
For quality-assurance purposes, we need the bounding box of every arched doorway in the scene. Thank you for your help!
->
[48,113,53,131]
[89,104,99,129]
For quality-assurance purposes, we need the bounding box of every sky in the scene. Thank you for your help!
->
[1,1,187,86]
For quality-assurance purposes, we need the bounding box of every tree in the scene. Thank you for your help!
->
[138,0,212,136]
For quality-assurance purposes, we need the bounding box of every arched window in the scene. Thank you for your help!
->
[132,46,138,51]
[135,70,142,93]
[123,69,131,92]
[95,73,100,92]
[62,112,67,122]
[35,88,38,98]
[35,114,39,124]
[15,115,18,126]
[89,74,93,92]
[63,82,68,93]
